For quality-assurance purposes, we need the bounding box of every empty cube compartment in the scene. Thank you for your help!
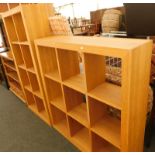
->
[88,96,121,148]
[63,86,89,127]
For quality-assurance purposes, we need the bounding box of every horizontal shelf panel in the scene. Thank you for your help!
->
[12,41,29,45]
[28,103,38,114]
[4,62,16,71]
[18,64,27,70]
[3,5,21,18]
[71,127,90,152]
[7,72,19,83]
[0,52,14,61]
[25,85,32,92]
[38,110,50,125]
[34,90,42,99]
[91,115,121,149]
[44,70,60,82]
[68,103,89,127]
[97,143,120,152]
[53,119,69,137]
[27,67,35,74]
[88,83,122,110]
[50,96,66,112]
[63,74,86,93]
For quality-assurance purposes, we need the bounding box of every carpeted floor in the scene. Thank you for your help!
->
[0,85,78,152]
[0,84,155,152]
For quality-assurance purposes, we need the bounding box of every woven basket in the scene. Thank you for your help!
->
[102,9,122,33]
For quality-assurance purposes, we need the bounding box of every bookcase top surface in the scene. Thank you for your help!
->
[35,36,152,51]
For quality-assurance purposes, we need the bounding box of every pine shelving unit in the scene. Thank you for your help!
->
[35,36,152,152]
[2,4,55,125]
[0,52,25,102]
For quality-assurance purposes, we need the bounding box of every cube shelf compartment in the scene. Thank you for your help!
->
[3,16,18,42]
[34,95,49,123]
[57,48,86,93]
[20,45,34,70]
[12,13,27,42]
[88,97,121,148]
[84,53,121,110]
[63,86,89,127]
[45,77,65,112]
[11,44,24,66]
[68,116,91,151]
[25,89,36,108]
[37,46,61,82]
[28,72,42,98]
[50,105,69,137]
[35,36,152,152]
[91,132,120,152]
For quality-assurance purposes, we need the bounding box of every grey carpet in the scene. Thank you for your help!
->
[0,85,78,152]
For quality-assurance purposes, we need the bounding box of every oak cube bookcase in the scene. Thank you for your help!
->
[35,36,152,152]
[2,4,55,125]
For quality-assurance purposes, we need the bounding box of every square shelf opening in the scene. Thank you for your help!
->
[38,46,60,81]
[3,59,15,69]
[84,53,122,110]
[12,44,24,66]
[50,105,69,136]
[63,86,89,127]
[88,97,121,148]
[12,13,27,41]
[18,68,31,90]
[28,72,41,97]
[8,77,21,91]
[6,68,19,83]
[25,89,36,108]
[45,77,65,111]
[68,116,90,151]
[3,16,18,41]
[20,45,34,69]
[57,49,85,93]
[91,132,120,152]
[34,95,47,118]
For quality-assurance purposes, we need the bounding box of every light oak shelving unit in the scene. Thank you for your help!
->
[2,4,55,125]
[0,52,25,102]
[35,36,152,152]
